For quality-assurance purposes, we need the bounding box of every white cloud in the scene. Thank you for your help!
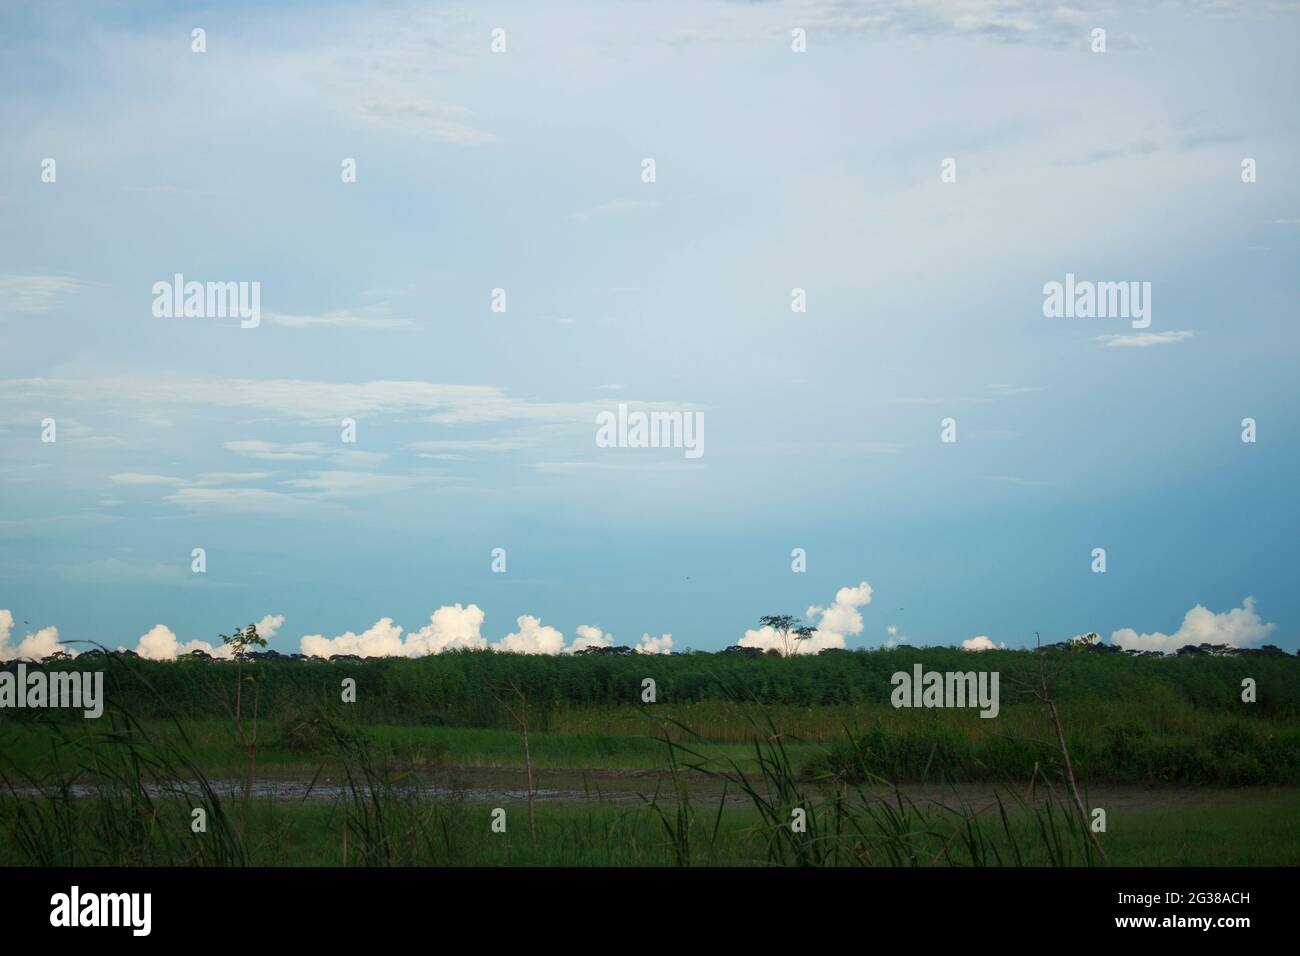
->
[222,443,391,472]
[357,96,498,145]
[296,605,491,658]
[122,448,405,513]
[0,612,73,661]
[9,626,67,660]
[301,617,407,659]
[134,624,233,660]
[136,624,183,660]
[494,615,566,655]
[635,633,673,655]
[407,438,536,454]
[134,618,285,660]
[255,614,285,640]
[567,199,660,223]
[738,581,873,655]
[807,582,874,644]
[962,635,1006,651]
[406,604,488,655]
[223,440,329,461]
[266,305,416,330]
[884,624,910,649]
[282,470,423,498]
[0,377,675,429]
[987,384,1040,396]
[1097,330,1194,348]
[193,472,270,485]
[0,274,84,314]
[1110,597,1275,654]
[163,486,319,514]
[299,609,635,659]
[568,624,613,653]
[108,473,185,486]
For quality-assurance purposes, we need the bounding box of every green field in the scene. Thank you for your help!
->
[2,647,1297,866]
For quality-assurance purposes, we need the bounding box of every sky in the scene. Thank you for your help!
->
[1,0,1297,660]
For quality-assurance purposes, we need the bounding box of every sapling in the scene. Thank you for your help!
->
[218,623,266,836]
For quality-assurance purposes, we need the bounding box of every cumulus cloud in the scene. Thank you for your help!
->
[301,617,406,659]
[406,604,488,655]
[884,624,910,649]
[568,624,614,653]
[809,582,874,642]
[255,614,285,640]
[0,611,74,661]
[135,623,238,660]
[635,633,673,655]
[962,635,1006,651]
[136,624,183,660]
[299,607,621,658]
[738,582,873,655]
[133,614,285,660]
[495,615,566,655]
[1110,597,1275,654]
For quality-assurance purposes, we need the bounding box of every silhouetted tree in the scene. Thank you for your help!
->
[758,614,817,658]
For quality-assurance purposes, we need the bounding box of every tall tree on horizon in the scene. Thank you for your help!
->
[758,614,817,658]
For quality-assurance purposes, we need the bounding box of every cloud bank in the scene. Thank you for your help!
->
[4,595,1279,662]
[299,607,656,658]
[1110,597,1275,654]
[0,610,70,661]
[136,613,285,660]
[1,604,667,661]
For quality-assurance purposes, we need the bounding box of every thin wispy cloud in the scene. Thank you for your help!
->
[567,199,660,223]
[1097,330,1195,348]
[266,305,418,330]
[0,275,85,314]
[356,96,498,144]
[987,384,1040,396]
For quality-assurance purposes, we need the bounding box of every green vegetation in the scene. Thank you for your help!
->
[2,647,1296,866]
[4,647,1295,784]
[13,646,1293,729]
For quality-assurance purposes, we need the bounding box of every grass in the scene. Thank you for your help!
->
[2,649,1297,866]
[5,708,1295,866]
[5,698,1295,786]
[12,646,1296,729]
[0,719,807,776]
[8,793,1295,866]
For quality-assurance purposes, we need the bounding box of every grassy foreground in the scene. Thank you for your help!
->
[4,785,1296,866]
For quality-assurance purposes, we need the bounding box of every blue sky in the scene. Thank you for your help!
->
[1,0,1297,658]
